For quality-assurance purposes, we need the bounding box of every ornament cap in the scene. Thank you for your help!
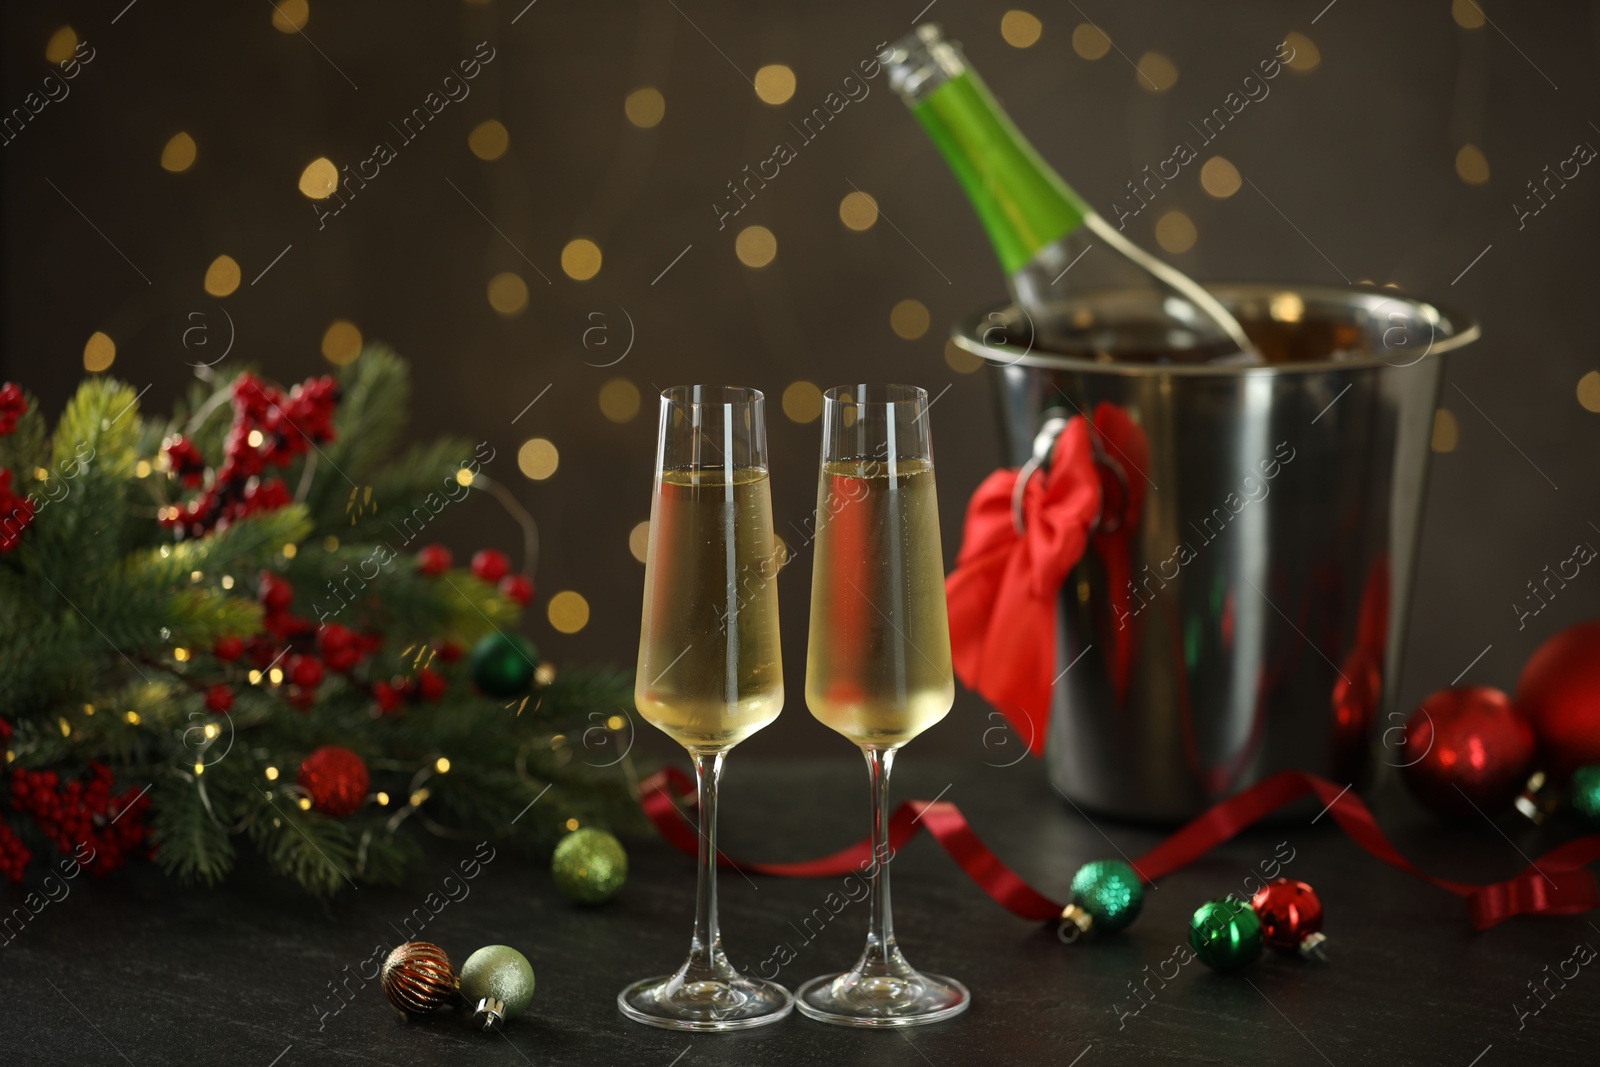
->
[1058,903,1093,943]
[1299,931,1329,961]
[1514,770,1558,824]
[472,996,506,1031]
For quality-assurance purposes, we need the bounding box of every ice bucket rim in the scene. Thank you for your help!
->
[951,282,1480,377]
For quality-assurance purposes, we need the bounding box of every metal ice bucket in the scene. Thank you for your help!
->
[952,284,1480,822]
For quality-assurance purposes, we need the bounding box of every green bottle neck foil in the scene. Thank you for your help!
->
[912,71,1091,275]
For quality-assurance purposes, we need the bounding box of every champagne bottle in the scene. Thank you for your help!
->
[884,24,1258,364]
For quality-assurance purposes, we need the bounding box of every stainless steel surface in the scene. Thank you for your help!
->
[954,284,1480,822]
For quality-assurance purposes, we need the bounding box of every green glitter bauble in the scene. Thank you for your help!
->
[551,827,628,904]
[1070,859,1144,933]
[1188,897,1264,972]
[469,632,537,698]
[1571,765,1600,823]
[458,945,535,1021]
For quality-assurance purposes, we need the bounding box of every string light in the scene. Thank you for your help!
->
[781,381,823,423]
[754,65,795,105]
[249,670,263,684]
[628,521,650,563]
[839,191,879,231]
[547,591,590,634]
[58,718,71,737]
[468,120,510,161]
[517,438,559,480]
[134,460,152,478]
[203,723,221,740]
[161,132,197,173]
[487,272,529,316]
[565,817,580,831]
[1155,211,1197,254]
[281,542,298,559]
[434,757,451,773]
[298,157,338,199]
[561,239,602,281]
[265,766,280,780]
[321,320,363,365]
[409,789,429,807]
[376,792,390,805]
[269,667,285,685]
[174,647,191,662]
[735,226,776,268]
[1578,371,1600,413]
[1137,52,1179,93]
[1072,24,1111,60]
[944,339,984,374]
[125,711,140,725]
[598,378,641,423]
[221,575,234,589]
[889,299,930,340]
[204,255,241,297]
[298,796,312,810]
[83,332,116,373]
[1431,409,1460,452]
[1001,10,1043,49]
[624,87,665,128]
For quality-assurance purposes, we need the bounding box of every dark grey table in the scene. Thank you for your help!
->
[3,756,1596,1066]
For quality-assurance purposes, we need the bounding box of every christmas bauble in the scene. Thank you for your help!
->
[470,632,538,698]
[415,543,452,576]
[1067,859,1143,935]
[458,945,535,1030]
[471,549,510,583]
[1249,878,1326,957]
[1400,686,1534,820]
[1569,765,1600,824]
[551,827,628,904]
[297,746,369,817]
[381,941,457,1015]
[1516,621,1600,780]
[1188,897,1263,972]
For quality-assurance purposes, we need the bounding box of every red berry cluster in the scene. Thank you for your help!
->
[163,434,206,488]
[0,382,25,435]
[0,469,36,553]
[418,545,534,605]
[0,819,29,882]
[7,762,151,876]
[162,372,340,538]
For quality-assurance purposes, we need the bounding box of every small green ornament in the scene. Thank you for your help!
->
[1570,765,1600,823]
[458,945,535,1030]
[1068,859,1144,935]
[551,827,628,904]
[1188,897,1264,972]
[469,632,537,698]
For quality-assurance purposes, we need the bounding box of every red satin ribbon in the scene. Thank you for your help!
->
[944,417,1100,754]
[640,767,1600,930]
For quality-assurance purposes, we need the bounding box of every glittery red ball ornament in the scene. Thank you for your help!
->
[297,746,369,817]
[416,544,452,576]
[1516,621,1600,781]
[471,548,510,583]
[1250,878,1326,957]
[1400,686,1534,819]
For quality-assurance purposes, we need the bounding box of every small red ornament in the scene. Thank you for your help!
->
[288,654,324,689]
[297,746,369,817]
[471,548,510,583]
[0,382,26,435]
[1400,686,1534,819]
[1516,620,1600,781]
[417,667,446,702]
[1249,878,1326,957]
[499,574,534,606]
[213,635,244,661]
[259,571,294,612]
[204,684,233,714]
[436,640,463,663]
[372,680,401,714]
[416,544,452,576]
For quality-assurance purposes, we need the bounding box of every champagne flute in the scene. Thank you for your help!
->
[619,385,794,1031]
[797,384,970,1027]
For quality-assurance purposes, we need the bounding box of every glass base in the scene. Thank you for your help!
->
[618,971,794,1032]
[796,968,971,1028]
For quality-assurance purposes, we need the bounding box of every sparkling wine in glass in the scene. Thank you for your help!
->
[619,385,793,1031]
[798,384,970,1027]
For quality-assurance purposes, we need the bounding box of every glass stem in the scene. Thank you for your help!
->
[686,750,727,977]
[858,746,903,975]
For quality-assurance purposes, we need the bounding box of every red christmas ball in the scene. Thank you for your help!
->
[415,544,452,576]
[471,548,510,583]
[204,684,233,714]
[1516,621,1600,780]
[297,746,369,817]
[213,635,244,661]
[499,574,534,606]
[1249,878,1324,954]
[1400,686,1534,819]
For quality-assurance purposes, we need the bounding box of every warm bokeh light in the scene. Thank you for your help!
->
[1452,0,1486,30]
[1431,408,1459,452]
[782,381,824,423]
[1284,32,1320,73]
[624,87,665,128]
[468,120,509,161]
[1072,23,1111,60]
[83,332,116,373]
[1155,211,1197,253]
[321,320,362,365]
[204,255,241,297]
[161,132,197,173]
[1137,52,1179,93]
[1200,156,1241,198]
[839,191,879,231]
[487,272,528,316]
[628,521,651,563]
[1455,144,1490,185]
[754,64,796,105]
[518,438,559,480]
[271,0,310,33]
[561,238,602,281]
[890,299,930,340]
[945,338,984,374]
[735,225,777,268]
[45,26,77,64]
[1577,371,1600,413]
[1001,11,1043,49]
[598,378,641,423]
[298,157,339,199]
[547,591,590,634]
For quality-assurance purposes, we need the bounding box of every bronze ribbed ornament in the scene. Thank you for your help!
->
[380,941,458,1015]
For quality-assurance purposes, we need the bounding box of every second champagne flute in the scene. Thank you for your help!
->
[619,385,793,1031]
[798,384,970,1026]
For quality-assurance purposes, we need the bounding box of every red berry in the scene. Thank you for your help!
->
[213,635,245,661]
[317,623,354,654]
[499,574,534,606]
[287,687,315,711]
[288,655,324,689]
[417,668,446,701]
[204,685,233,714]
[471,549,510,583]
[259,572,294,611]
[324,646,359,672]
[436,640,463,662]
[415,544,452,576]
[372,681,401,714]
